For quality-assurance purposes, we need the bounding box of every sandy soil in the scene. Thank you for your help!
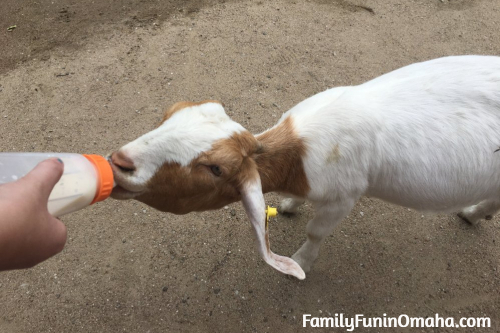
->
[1,0,500,332]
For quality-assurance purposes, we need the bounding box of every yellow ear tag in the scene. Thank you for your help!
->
[265,206,278,231]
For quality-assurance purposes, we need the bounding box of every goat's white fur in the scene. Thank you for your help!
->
[114,55,500,277]
[278,55,500,272]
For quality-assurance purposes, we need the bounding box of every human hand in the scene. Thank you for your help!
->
[0,158,67,271]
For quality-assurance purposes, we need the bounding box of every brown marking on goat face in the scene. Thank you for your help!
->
[255,116,310,197]
[135,130,260,214]
[160,100,224,124]
[134,160,239,214]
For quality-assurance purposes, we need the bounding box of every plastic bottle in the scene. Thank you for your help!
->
[0,153,114,217]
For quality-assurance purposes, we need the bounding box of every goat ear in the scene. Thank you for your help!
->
[239,166,306,280]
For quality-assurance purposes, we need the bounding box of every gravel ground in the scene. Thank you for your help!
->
[1,0,499,332]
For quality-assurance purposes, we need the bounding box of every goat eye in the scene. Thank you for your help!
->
[210,165,222,177]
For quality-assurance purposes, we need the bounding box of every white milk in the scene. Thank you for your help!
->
[0,153,113,217]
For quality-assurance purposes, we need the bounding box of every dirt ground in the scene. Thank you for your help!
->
[1,0,500,332]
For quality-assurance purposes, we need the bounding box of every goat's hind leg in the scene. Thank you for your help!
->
[292,198,356,273]
[458,199,500,225]
[278,197,305,214]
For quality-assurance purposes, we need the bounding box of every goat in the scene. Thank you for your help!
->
[110,55,500,280]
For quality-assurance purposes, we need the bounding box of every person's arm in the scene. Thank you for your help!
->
[0,158,67,271]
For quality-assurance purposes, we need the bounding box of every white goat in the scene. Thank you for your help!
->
[110,55,500,280]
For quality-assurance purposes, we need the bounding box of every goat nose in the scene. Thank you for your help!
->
[111,150,136,173]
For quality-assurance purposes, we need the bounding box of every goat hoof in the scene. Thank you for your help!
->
[291,253,312,273]
[457,212,477,225]
[485,215,493,220]
[278,198,300,215]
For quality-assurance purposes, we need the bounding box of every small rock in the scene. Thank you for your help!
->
[213,288,221,294]
[162,286,168,292]
[230,209,236,216]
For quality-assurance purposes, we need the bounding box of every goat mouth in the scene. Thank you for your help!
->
[110,184,143,200]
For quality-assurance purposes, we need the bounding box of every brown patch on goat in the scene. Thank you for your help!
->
[160,100,223,124]
[203,120,309,197]
[135,159,240,214]
[255,116,310,197]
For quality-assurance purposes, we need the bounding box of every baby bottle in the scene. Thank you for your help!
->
[0,153,114,217]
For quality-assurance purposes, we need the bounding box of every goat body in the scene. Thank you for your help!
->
[111,55,500,279]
